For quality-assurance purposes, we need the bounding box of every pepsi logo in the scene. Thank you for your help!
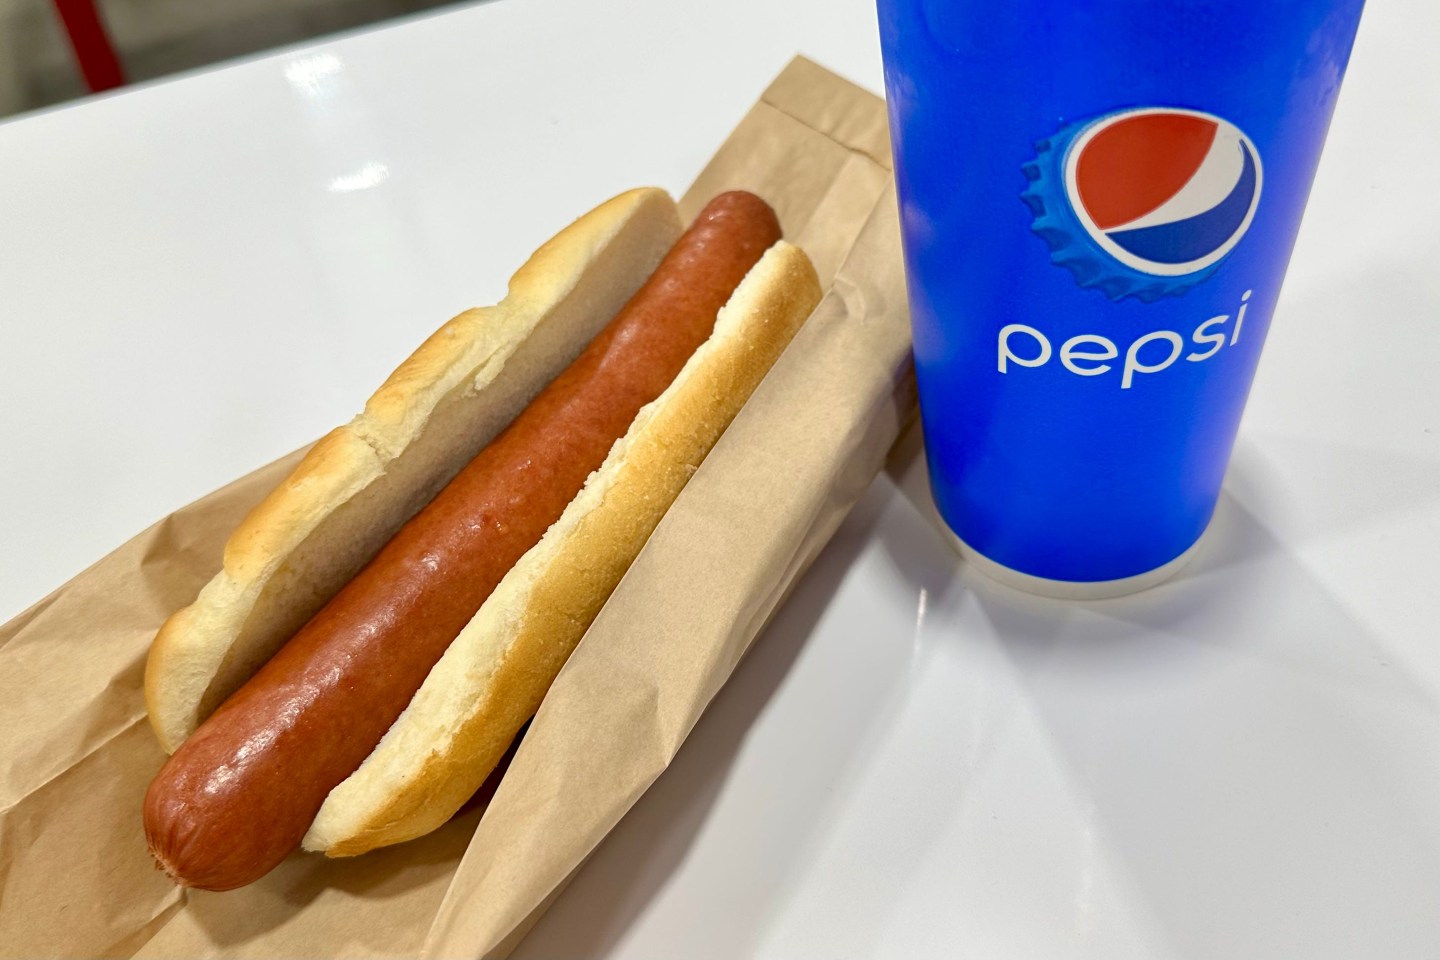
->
[1063,108,1262,277]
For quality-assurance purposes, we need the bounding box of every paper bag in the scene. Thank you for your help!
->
[0,55,914,959]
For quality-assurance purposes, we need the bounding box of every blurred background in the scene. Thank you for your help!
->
[0,0,465,119]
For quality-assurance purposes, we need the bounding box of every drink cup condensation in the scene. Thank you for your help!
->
[877,0,1366,598]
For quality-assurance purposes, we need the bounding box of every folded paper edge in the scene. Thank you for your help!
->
[764,55,892,170]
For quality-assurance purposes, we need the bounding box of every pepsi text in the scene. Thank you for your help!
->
[998,289,1255,388]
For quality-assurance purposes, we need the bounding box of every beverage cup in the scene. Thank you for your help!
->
[876,0,1367,598]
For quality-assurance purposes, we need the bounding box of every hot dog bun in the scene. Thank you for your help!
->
[143,189,821,886]
[145,188,684,754]
[305,241,821,856]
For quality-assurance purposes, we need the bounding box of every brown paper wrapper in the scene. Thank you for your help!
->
[0,56,914,960]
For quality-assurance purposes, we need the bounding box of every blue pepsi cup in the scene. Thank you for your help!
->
[877,0,1366,597]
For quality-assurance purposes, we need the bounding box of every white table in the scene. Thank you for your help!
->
[3,1,1438,956]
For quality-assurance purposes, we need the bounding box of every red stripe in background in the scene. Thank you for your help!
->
[1077,113,1216,230]
[53,0,126,92]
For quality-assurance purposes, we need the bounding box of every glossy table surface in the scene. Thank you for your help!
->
[1,0,1437,956]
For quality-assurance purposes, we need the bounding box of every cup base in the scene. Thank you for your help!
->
[945,527,1208,601]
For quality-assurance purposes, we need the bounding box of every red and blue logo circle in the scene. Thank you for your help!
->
[1023,107,1263,301]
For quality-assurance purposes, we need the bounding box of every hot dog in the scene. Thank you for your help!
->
[142,189,821,890]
